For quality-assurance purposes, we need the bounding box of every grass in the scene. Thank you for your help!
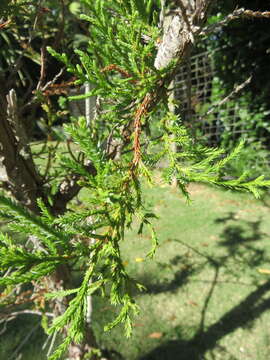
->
[92,182,270,360]
[2,182,270,359]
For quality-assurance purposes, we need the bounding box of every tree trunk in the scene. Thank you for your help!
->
[154,0,213,73]
[0,86,45,213]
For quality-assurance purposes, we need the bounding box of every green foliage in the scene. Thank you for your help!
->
[1,1,270,359]
[0,0,28,17]
[194,76,270,177]
[225,141,270,178]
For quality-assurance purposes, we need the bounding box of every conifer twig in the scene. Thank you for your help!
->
[47,331,57,357]
[202,8,270,35]
[205,75,252,116]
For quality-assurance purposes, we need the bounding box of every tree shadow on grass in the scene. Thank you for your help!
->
[136,256,197,295]
[140,279,270,360]
[139,213,270,360]
[215,214,269,273]
[215,213,263,245]
[136,238,221,296]
[139,213,268,295]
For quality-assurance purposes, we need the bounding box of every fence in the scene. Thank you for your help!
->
[173,48,266,146]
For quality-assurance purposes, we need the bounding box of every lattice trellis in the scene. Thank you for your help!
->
[174,48,263,146]
[175,50,215,110]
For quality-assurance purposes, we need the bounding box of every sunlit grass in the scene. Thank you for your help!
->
[92,183,270,360]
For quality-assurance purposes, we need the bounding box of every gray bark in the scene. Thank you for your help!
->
[154,0,213,72]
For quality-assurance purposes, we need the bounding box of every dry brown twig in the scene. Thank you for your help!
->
[132,93,153,168]
[205,75,252,116]
[36,45,46,91]
[202,8,270,35]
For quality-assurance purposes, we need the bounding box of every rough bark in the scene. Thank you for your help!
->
[154,0,213,72]
[0,86,45,213]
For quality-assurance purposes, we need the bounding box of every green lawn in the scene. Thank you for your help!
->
[2,182,270,359]
[93,182,270,360]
